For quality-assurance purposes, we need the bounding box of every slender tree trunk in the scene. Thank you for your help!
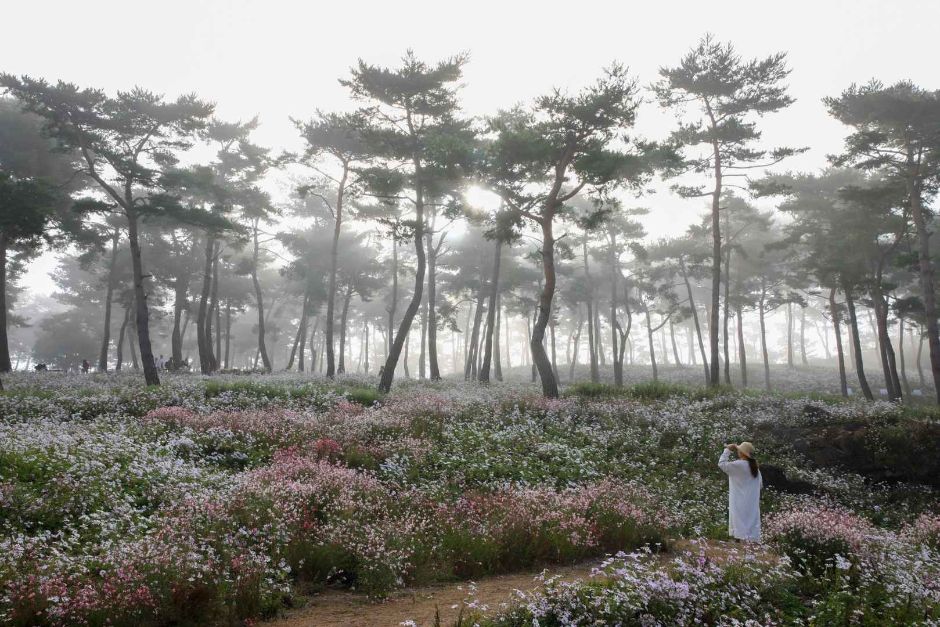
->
[379,175,426,393]
[909,182,940,403]
[250,220,271,372]
[550,315,558,382]
[480,239,502,383]
[645,308,658,382]
[844,286,874,400]
[736,303,747,387]
[0,236,11,372]
[899,316,912,399]
[670,320,681,366]
[325,164,349,378]
[680,261,709,383]
[97,231,119,372]
[212,253,221,363]
[418,290,427,379]
[387,238,398,356]
[465,288,486,380]
[872,285,902,401]
[708,142,722,386]
[532,215,559,397]
[722,246,732,384]
[338,286,352,374]
[126,209,159,385]
[223,300,231,370]
[916,327,925,388]
[128,310,139,370]
[197,235,215,374]
[494,295,503,381]
[799,306,808,366]
[426,229,441,380]
[116,305,130,372]
[786,302,794,369]
[759,297,770,391]
[609,233,624,386]
[569,312,583,381]
[829,287,848,397]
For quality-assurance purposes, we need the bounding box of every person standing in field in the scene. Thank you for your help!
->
[718,442,762,542]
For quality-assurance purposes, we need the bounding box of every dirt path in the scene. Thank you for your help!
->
[267,540,770,627]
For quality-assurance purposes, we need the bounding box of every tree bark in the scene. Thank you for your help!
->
[645,307,658,382]
[871,283,902,401]
[480,239,502,383]
[250,219,272,372]
[829,287,848,397]
[126,209,160,385]
[909,179,940,404]
[759,296,770,392]
[736,303,747,387]
[494,295,503,381]
[378,183,425,393]
[116,304,129,372]
[325,163,349,378]
[844,286,874,400]
[0,235,10,373]
[97,231,120,372]
[531,215,559,397]
[338,286,352,374]
[196,235,216,374]
[722,245,732,384]
[899,315,912,398]
[679,260,710,383]
[426,227,442,380]
[464,288,486,380]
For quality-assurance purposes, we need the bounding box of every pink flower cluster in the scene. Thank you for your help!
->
[908,512,940,548]
[765,501,879,552]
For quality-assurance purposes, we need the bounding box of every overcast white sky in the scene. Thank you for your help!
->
[5,0,940,297]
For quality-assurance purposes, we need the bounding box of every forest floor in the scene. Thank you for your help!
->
[267,540,772,626]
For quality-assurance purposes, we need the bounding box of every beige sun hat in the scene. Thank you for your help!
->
[737,441,755,459]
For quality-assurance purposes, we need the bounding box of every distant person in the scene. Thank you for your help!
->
[156,354,165,370]
[81,359,90,374]
[718,442,762,542]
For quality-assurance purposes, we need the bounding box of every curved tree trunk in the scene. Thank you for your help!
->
[379,190,425,393]
[126,209,160,386]
[531,216,559,397]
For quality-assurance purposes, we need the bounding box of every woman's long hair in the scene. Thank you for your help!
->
[745,455,759,478]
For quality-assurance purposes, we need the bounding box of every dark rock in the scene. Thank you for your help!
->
[759,464,815,494]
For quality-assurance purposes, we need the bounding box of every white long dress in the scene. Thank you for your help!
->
[718,448,762,541]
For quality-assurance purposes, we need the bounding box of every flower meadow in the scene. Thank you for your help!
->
[0,372,938,625]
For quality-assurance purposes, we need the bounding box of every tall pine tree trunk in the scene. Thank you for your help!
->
[736,303,747,386]
[116,305,129,372]
[759,297,770,391]
[829,287,848,397]
[325,164,349,378]
[680,260,709,383]
[426,229,441,380]
[97,231,119,372]
[910,183,940,404]
[338,286,352,374]
[197,235,216,374]
[250,220,271,372]
[126,209,159,385]
[844,286,874,400]
[379,182,426,392]
[645,307,658,382]
[480,239,502,383]
[531,215,559,397]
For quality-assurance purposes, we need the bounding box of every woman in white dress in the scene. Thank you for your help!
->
[718,441,762,542]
